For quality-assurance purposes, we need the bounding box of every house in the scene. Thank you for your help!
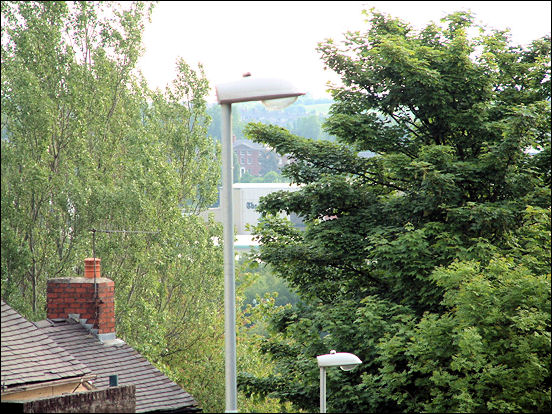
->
[1,300,137,413]
[234,139,266,176]
[1,258,201,413]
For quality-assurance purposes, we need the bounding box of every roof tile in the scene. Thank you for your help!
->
[1,301,90,389]
[38,321,200,412]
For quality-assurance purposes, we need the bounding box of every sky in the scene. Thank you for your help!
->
[136,1,552,102]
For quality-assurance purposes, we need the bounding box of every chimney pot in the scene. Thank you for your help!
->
[84,257,101,279]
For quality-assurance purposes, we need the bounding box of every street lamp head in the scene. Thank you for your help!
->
[215,74,305,106]
[317,350,362,371]
[261,96,300,110]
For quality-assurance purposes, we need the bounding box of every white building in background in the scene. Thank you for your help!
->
[201,183,302,246]
[232,183,302,235]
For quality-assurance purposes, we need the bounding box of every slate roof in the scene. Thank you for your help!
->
[37,318,200,413]
[234,139,265,150]
[1,300,91,389]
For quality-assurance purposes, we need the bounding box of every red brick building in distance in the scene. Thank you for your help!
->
[234,139,266,176]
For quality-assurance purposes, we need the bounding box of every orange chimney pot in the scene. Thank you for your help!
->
[84,257,101,279]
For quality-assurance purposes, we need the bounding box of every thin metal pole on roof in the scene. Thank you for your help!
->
[87,227,159,337]
[88,228,160,296]
[91,229,160,234]
[92,229,97,298]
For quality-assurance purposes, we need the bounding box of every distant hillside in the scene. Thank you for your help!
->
[236,94,333,123]
[207,94,337,142]
[301,102,333,115]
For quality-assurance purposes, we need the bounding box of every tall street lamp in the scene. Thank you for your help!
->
[215,74,304,413]
[317,350,362,413]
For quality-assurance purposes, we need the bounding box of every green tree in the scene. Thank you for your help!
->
[238,9,551,413]
[238,257,300,309]
[1,1,225,410]
[258,150,281,176]
[291,114,322,140]
[207,103,246,142]
[2,0,160,317]
[376,252,550,413]
[147,59,220,214]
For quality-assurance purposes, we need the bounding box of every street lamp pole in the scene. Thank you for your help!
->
[316,350,362,413]
[216,75,304,413]
[320,366,327,413]
[220,102,237,412]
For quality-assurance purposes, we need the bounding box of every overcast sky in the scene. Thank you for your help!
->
[136,1,551,102]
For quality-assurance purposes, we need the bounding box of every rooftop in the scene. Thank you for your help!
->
[1,300,200,413]
[36,318,200,413]
[1,300,91,390]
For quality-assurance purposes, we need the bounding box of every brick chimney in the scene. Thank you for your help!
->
[47,258,116,342]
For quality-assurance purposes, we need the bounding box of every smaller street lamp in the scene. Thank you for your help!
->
[317,350,362,413]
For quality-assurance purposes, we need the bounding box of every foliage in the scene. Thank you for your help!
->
[236,258,300,413]
[290,113,336,142]
[2,0,159,316]
[159,254,295,413]
[207,102,248,143]
[375,256,550,413]
[238,169,290,184]
[1,1,225,410]
[238,254,300,310]
[239,9,551,413]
